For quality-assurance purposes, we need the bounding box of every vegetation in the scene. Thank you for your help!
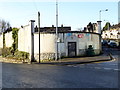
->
[11,28,19,54]
[2,47,11,57]
[3,32,5,49]
[14,51,29,60]
[86,45,95,56]
[0,19,10,33]
[102,22,111,31]
[87,22,93,32]
[2,27,29,60]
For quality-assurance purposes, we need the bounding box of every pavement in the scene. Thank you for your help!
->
[34,53,115,65]
[0,52,115,65]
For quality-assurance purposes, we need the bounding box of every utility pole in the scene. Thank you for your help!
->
[55,0,58,61]
[38,12,40,63]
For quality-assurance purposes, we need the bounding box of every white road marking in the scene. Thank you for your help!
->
[114,69,119,71]
[103,68,112,70]
[94,67,101,69]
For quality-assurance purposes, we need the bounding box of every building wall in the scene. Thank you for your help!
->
[0,34,3,48]
[18,25,31,53]
[18,20,35,61]
[102,27,120,45]
[64,33,100,56]
[17,21,101,62]
[33,32,101,61]
[34,33,56,61]
[0,33,3,55]
[5,31,13,48]
[0,32,13,48]
[102,28,120,39]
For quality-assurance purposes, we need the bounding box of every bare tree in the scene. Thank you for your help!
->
[0,19,11,33]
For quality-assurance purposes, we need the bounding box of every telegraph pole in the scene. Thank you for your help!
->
[55,0,58,61]
[38,12,40,63]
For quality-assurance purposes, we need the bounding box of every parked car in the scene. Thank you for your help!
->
[102,40,108,46]
[108,42,117,48]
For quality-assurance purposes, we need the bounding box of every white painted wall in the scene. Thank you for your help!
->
[33,32,100,59]
[18,24,31,53]
[17,21,101,61]
[102,28,120,40]
[34,33,56,54]
[0,32,13,48]
[5,31,13,47]
[0,34,3,48]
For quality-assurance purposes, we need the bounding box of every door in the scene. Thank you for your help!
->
[68,42,77,57]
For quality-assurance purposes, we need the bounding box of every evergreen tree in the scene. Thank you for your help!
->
[102,22,111,31]
[86,45,95,56]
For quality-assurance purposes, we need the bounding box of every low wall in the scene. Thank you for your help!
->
[34,53,55,62]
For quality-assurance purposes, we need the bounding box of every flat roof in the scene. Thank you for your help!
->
[34,31,101,35]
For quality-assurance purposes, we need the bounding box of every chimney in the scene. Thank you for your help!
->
[61,24,63,27]
[97,21,102,34]
[52,25,54,27]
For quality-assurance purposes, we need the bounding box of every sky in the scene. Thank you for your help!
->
[0,0,119,30]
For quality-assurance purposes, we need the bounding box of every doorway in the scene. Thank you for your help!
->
[68,42,77,57]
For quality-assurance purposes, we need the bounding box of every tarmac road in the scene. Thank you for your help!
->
[1,46,120,88]
[2,59,119,88]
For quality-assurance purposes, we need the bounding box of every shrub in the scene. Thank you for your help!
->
[14,51,29,60]
[2,47,29,60]
[86,45,95,56]
[2,47,12,57]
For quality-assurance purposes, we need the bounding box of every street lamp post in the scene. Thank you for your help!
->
[99,9,108,21]
[98,9,108,54]
[55,0,58,61]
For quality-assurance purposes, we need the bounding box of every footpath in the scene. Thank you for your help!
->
[37,54,114,65]
[0,53,115,65]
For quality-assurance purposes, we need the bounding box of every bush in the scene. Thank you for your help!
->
[86,45,95,56]
[2,47,29,60]
[2,47,12,57]
[14,51,29,60]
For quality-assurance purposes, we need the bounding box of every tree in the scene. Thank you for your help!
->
[87,22,93,32]
[0,19,11,33]
[102,22,111,31]
[86,45,95,56]
[11,28,19,54]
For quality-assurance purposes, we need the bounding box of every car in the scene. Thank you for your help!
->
[102,40,108,46]
[108,42,117,48]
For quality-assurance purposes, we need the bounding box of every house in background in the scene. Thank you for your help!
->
[102,23,120,46]
[34,24,71,32]
[83,22,98,33]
